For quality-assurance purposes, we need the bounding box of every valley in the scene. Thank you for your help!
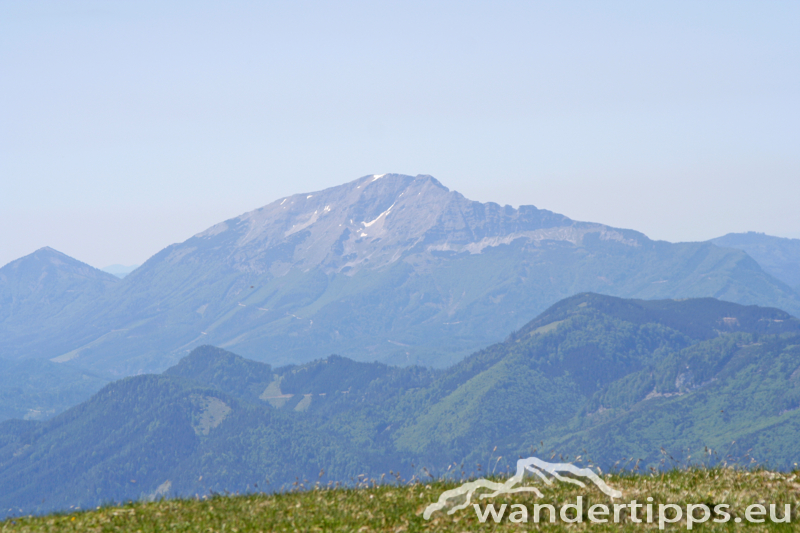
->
[2,293,800,516]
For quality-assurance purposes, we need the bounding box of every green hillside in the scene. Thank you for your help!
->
[0,357,107,421]
[2,468,798,532]
[388,294,800,469]
[0,369,390,516]
[2,294,800,517]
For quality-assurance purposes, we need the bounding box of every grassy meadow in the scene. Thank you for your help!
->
[2,467,799,532]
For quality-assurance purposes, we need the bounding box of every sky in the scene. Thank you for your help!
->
[2,1,799,269]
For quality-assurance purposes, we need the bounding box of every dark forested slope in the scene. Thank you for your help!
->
[2,295,800,517]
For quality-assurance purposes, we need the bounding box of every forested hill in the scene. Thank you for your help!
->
[2,293,800,517]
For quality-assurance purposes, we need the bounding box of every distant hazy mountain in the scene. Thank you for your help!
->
[0,247,119,321]
[3,294,800,516]
[0,247,120,360]
[101,264,140,278]
[0,357,107,421]
[710,232,800,291]
[2,175,800,375]
[0,249,116,421]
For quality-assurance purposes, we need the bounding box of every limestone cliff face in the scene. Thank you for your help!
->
[182,173,637,277]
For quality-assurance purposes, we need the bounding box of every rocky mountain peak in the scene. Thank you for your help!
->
[184,174,638,276]
[3,175,799,375]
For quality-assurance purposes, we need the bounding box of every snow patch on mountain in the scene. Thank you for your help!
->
[181,174,639,276]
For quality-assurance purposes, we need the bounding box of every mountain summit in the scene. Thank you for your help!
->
[0,247,119,357]
[2,175,799,374]
[187,174,628,276]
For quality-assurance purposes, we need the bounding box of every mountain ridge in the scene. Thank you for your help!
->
[1,174,799,375]
[710,232,800,291]
[2,294,800,517]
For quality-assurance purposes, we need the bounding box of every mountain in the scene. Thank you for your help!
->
[2,175,800,375]
[710,232,800,292]
[0,248,117,422]
[3,294,800,517]
[389,293,800,469]
[0,357,107,422]
[0,247,120,360]
[0,346,421,517]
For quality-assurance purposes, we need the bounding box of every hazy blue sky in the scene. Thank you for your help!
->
[2,1,799,268]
